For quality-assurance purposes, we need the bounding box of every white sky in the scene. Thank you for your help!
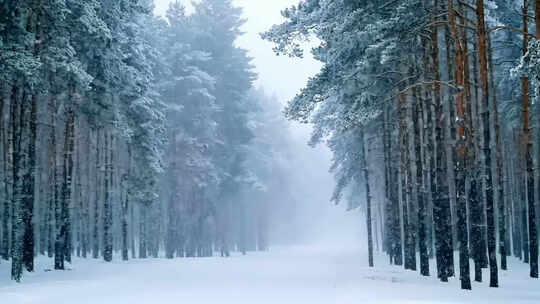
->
[152,0,322,102]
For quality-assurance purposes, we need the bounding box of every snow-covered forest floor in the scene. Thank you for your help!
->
[1,244,538,304]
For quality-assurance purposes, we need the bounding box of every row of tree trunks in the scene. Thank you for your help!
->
[368,0,540,292]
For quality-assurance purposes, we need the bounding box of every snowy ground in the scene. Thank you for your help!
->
[1,244,539,304]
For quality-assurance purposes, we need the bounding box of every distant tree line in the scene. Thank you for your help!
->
[0,0,296,282]
[265,0,540,290]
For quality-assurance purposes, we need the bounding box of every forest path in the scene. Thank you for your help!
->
[0,245,539,304]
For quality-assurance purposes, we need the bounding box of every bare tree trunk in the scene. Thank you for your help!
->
[360,127,374,267]
[10,82,24,281]
[121,145,131,261]
[432,0,453,281]
[1,85,11,261]
[476,0,498,287]
[486,34,507,271]
[449,0,471,289]
[22,86,37,272]
[415,61,429,275]
[103,130,112,262]
[406,84,417,272]
[399,92,412,270]
[139,203,147,259]
[92,128,100,259]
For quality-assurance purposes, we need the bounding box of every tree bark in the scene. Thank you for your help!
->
[1,85,11,261]
[399,92,412,270]
[10,83,24,281]
[487,33,507,271]
[476,0,499,287]
[449,0,471,289]
[415,62,429,276]
[360,127,374,267]
[103,130,112,262]
[121,145,131,261]
[432,0,453,281]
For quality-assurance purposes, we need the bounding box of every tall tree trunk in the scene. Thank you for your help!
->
[360,127,374,267]
[82,127,90,259]
[406,85,417,271]
[51,90,64,270]
[22,2,43,271]
[391,115,403,266]
[399,92,412,270]
[425,52,437,261]
[10,83,24,281]
[529,0,540,279]
[92,128,100,259]
[415,63,429,275]
[433,0,453,281]
[487,34,507,271]
[121,145,131,261]
[476,0,498,287]
[139,203,147,259]
[522,0,538,278]
[518,128,530,263]
[61,88,75,265]
[0,85,3,261]
[383,104,392,260]
[384,101,402,265]
[1,85,11,261]
[22,86,37,272]
[103,130,112,262]
[130,189,136,259]
[449,0,471,289]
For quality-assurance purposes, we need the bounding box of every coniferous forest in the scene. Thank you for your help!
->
[263,0,540,291]
[0,0,299,283]
[3,0,540,302]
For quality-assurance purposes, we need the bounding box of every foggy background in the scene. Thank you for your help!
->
[153,0,363,248]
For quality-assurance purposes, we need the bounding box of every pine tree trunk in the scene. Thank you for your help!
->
[61,88,75,265]
[449,0,471,289]
[486,34,507,271]
[22,86,37,272]
[518,130,530,263]
[139,203,147,259]
[391,110,403,266]
[165,131,177,259]
[425,56,437,261]
[476,0,498,287]
[522,0,537,277]
[383,104,392,260]
[55,118,65,269]
[121,145,131,261]
[103,130,112,262]
[21,4,44,271]
[360,127,374,267]
[82,128,90,258]
[406,85,417,271]
[92,128,100,259]
[414,67,429,276]
[510,135,522,259]
[130,191,136,259]
[399,92,412,270]
[432,1,453,281]
[528,0,540,279]
[10,83,24,281]
[0,86,3,262]
[1,85,11,261]
[469,31,489,272]
[47,93,57,261]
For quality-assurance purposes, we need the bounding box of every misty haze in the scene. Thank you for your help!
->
[1,0,540,303]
